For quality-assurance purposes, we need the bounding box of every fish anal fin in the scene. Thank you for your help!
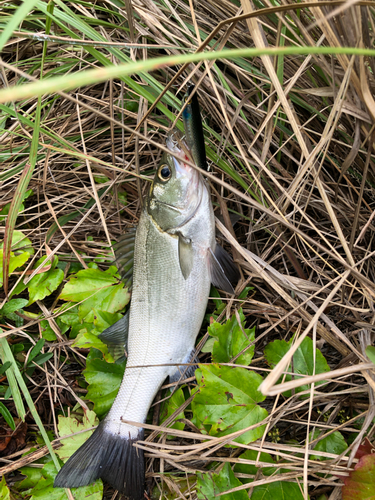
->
[169,349,198,385]
[54,422,145,500]
[209,244,240,294]
[98,312,129,362]
[178,233,194,280]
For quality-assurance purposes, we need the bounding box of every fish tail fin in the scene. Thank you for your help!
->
[54,421,145,500]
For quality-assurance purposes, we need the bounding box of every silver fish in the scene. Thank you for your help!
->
[54,132,239,499]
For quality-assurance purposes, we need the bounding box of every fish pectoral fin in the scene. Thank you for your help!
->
[178,233,194,279]
[113,226,137,289]
[99,311,129,361]
[169,348,198,385]
[209,244,240,294]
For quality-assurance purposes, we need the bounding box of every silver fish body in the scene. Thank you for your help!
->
[105,153,215,438]
[54,133,235,500]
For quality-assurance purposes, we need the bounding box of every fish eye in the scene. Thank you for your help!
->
[158,164,172,181]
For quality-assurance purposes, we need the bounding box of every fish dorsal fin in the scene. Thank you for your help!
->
[98,311,129,362]
[113,227,136,289]
[178,233,194,280]
[209,244,240,294]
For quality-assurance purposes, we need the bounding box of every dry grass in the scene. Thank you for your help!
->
[1,1,375,499]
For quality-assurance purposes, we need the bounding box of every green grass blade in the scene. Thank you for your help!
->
[0,334,60,469]
[0,339,26,421]
[2,99,41,295]
[1,46,375,104]
[0,0,41,53]
[0,401,15,430]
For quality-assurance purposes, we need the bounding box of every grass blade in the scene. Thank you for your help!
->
[0,333,60,469]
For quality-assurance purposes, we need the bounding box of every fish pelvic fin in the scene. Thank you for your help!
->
[54,421,145,500]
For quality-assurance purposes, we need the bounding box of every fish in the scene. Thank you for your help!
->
[54,131,239,499]
[182,83,208,172]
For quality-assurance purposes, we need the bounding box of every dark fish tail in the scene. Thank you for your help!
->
[54,421,145,500]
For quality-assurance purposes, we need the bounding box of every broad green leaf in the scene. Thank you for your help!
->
[84,349,125,418]
[73,326,113,363]
[0,249,30,286]
[3,229,34,255]
[59,267,129,322]
[17,466,44,491]
[73,310,123,361]
[0,476,10,500]
[28,461,102,500]
[343,453,375,500]
[209,309,255,365]
[59,267,119,302]
[0,401,15,430]
[250,480,305,500]
[310,430,347,460]
[197,463,248,500]
[193,365,268,444]
[201,337,215,353]
[234,449,277,480]
[264,337,330,396]
[28,267,64,305]
[56,410,98,462]
[160,387,185,434]
[0,298,28,318]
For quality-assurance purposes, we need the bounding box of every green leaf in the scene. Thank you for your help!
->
[32,353,53,366]
[209,309,255,365]
[84,349,125,418]
[27,339,46,365]
[17,466,44,491]
[0,401,15,430]
[250,480,306,500]
[0,249,30,286]
[160,387,186,434]
[0,476,11,500]
[233,450,305,499]
[1,298,29,318]
[56,410,99,462]
[73,326,114,363]
[1,229,35,255]
[310,430,347,460]
[197,463,248,500]
[28,461,102,500]
[73,310,123,361]
[366,346,375,365]
[0,361,11,375]
[192,365,268,444]
[264,336,330,396]
[60,267,120,302]
[28,267,64,305]
[234,449,276,480]
[59,268,130,322]
[343,453,375,500]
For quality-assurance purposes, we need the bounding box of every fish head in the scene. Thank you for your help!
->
[147,132,203,231]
